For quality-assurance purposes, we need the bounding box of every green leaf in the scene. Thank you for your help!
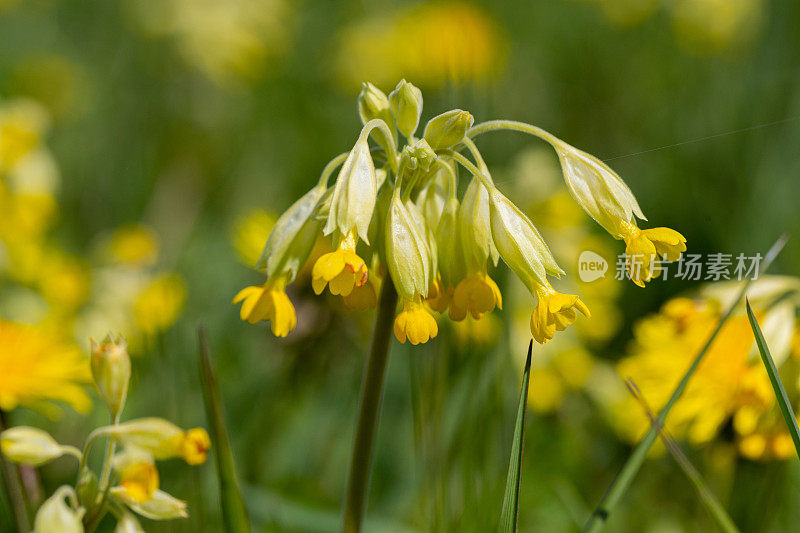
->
[499,341,532,533]
[198,326,252,533]
[745,299,800,459]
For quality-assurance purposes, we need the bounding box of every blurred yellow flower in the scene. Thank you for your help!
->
[232,209,275,267]
[0,99,49,173]
[672,0,763,55]
[133,273,187,335]
[613,282,800,460]
[127,0,294,84]
[106,224,159,267]
[0,320,91,415]
[335,2,507,89]
[38,253,91,311]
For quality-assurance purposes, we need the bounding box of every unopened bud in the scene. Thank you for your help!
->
[33,486,84,533]
[357,83,395,151]
[115,513,145,533]
[423,109,473,150]
[389,79,423,138]
[90,336,131,418]
[1,427,76,466]
[385,195,431,301]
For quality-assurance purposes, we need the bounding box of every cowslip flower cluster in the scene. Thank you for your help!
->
[0,337,210,531]
[235,81,685,345]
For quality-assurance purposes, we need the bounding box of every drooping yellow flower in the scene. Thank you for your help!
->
[233,276,296,336]
[0,320,91,414]
[179,427,211,465]
[118,461,160,503]
[232,209,276,267]
[449,273,502,321]
[133,273,187,335]
[394,299,438,345]
[530,284,591,344]
[311,231,368,297]
[342,274,380,311]
[106,224,159,266]
[618,223,687,287]
[426,277,452,314]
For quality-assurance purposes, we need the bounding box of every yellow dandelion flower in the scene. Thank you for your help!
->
[311,231,368,297]
[232,209,276,267]
[0,320,91,414]
[106,224,159,266]
[133,273,187,335]
[233,275,296,336]
[394,299,438,345]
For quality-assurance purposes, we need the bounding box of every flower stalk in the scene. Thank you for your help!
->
[342,277,398,533]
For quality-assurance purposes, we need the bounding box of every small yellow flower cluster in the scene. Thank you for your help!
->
[0,338,210,530]
[609,276,800,460]
[334,2,507,89]
[235,81,684,346]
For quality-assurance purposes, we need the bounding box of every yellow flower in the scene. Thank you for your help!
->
[426,277,452,313]
[0,320,91,415]
[394,299,438,345]
[118,461,160,503]
[335,2,506,89]
[449,273,502,321]
[342,274,380,311]
[233,276,296,336]
[38,253,91,311]
[530,285,590,344]
[672,0,763,55]
[133,273,187,335]
[311,231,368,297]
[232,209,276,267]
[0,99,49,172]
[618,221,687,287]
[106,224,159,266]
[179,428,211,465]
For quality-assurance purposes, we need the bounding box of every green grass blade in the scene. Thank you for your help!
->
[198,326,252,533]
[499,341,532,533]
[625,379,740,533]
[583,234,788,533]
[745,299,800,459]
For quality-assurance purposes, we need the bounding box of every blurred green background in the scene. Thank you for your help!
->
[1,0,800,531]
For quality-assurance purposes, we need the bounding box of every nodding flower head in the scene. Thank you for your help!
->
[234,81,682,345]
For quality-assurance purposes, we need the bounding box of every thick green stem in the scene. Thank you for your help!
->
[342,277,398,533]
[0,411,31,533]
[583,235,787,532]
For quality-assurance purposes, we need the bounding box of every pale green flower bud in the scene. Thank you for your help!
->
[389,79,423,138]
[90,336,131,419]
[554,141,645,237]
[324,137,377,243]
[458,177,498,269]
[416,169,447,230]
[435,197,464,287]
[357,83,395,152]
[1,427,77,466]
[102,418,183,460]
[257,184,326,280]
[385,194,431,301]
[423,109,474,150]
[33,486,84,533]
[115,513,145,533]
[112,488,188,520]
[488,188,563,293]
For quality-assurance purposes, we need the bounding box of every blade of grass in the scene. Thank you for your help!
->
[584,234,788,532]
[745,299,800,459]
[625,379,740,533]
[198,326,251,533]
[499,341,532,533]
